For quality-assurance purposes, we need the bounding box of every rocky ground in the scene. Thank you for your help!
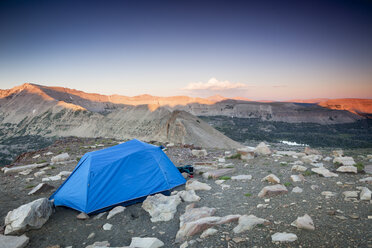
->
[0,137,372,248]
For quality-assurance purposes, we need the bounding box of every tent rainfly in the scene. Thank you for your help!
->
[50,139,186,214]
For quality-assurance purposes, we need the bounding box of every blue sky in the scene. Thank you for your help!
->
[0,0,371,100]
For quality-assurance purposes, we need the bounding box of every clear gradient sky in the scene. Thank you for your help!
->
[0,0,371,100]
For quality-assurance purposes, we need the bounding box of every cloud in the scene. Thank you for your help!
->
[183,78,247,91]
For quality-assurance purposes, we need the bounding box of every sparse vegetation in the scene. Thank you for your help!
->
[304,170,313,176]
[219,176,231,180]
[226,153,241,159]
[244,193,252,197]
[284,182,292,187]
[280,162,288,166]
[37,160,47,164]
[354,162,364,172]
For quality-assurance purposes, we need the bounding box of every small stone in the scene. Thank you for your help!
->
[191,149,208,158]
[258,184,288,198]
[177,190,201,202]
[200,228,218,238]
[233,215,268,233]
[107,206,125,219]
[51,153,70,163]
[215,180,225,185]
[18,169,33,176]
[349,214,359,219]
[93,212,107,220]
[34,171,46,177]
[336,166,357,174]
[28,183,54,195]
[180,241,188,248]
[231,175,252,181]
[321,191,337,198]
[291,165,307,172]
[261,174,280,184]
[360,187,371,200]
[77,212,89,220]
[290,175,304,182]
[87,232,95,239]
[271,232,298,242]
[292,187,303,193]
[102,223,112,231]
[186,180,211,191]
[291,214,315,230]
[359,177,372,184]
[342,191,359,201]
[336,216,347,220]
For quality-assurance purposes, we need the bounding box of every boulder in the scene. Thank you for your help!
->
[142,194,181,222]
[4,198,52,235]
[185,180,211,191]
[107,206,125,219]
[231,175,252,181]
[332,150,344,157]
[254,142,271,156]
[202,169,235,180]
[27,183,54,195]
[261,174,280,184]
[291,214,315,230]
[130,237,164,248]
[258,184,288,198]
[304,147,320,155]
[191,150,207,158]
[233,215,268,233]
[333,156,356,166]
[291,165,307,172]
[0,234,29,248]
[292,187,303,193]
[290,174,304,182]
[360,187,371,201]
[177,190,201,202]
[51,153,70,163]
[337,165,357,174]
[311,167,338,178]
[271,232,298,242]
[302,155,322,164]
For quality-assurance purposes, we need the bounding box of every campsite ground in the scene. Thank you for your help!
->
[0,137,371,247]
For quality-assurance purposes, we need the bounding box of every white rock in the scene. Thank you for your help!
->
[18,169,33,176]
[342,191,359,200]
[291,165,307,172]
[291,214,315,230]
[51,153,70,163]
[292,187,303,193]
[142,194,181,222]
[44,152,53,156]
[3,163,48,175]
[311,162,324,167]
[231,175,252,181]
[218,158,225,163]
[58,171,72,177]
[302,155,322,164]
[180,241,188,248]
[333,156,356,166]
[186,180,211,191]
[321,191,337,198]
[27,183,54,195]
[359,177,372,184]
[32,154,41,159]
[191,149,207,157]
[332,150,344,157]
[85,241,110,248]
[336,166,357,174]
[215,180,225,185]
[258,184,288,198]
[4,198,52,235]
[290,175,304,182]
[233,215,268,233]
[200,228,218,238]
[254,142,271,156]
[221,184,230,190]
[0,234,29,248]
[360,187,371,200]
[271,232,298,242]
[33,171,46,177]
[178,190,201,202]
[107,206,125,219]
[42,175,61,182]
[311,167,338,177]
[130,237,164,248]
[257,204,269,208]
[323,156,332,162]
[102,223,112,230]
[261,174,280,184]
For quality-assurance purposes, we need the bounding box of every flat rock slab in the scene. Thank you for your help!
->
[336,166,357,173]
[333,156,356,166]
[258,184,288,198]
[28,183,54,195]
[3,163,48,175]
[290,175,304,182]
[302,155,322,164]
[142,194,181,222]
[311,167,338,178]
[51,153,70,163]
[291,165,307,172]
[231,175,252,181]
[130,237,164,248]
[202,169,235,179]
[271,232,298,242]
[233,215,268,233]
[107,206,125,219]
[186,180,211,191]
[0,234,29,248]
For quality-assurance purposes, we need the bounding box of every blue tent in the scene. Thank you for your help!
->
[50,139,186,214]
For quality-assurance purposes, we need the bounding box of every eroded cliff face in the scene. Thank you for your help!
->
[318,99,372,116]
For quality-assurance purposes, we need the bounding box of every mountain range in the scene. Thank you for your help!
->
[1,83,371,149]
